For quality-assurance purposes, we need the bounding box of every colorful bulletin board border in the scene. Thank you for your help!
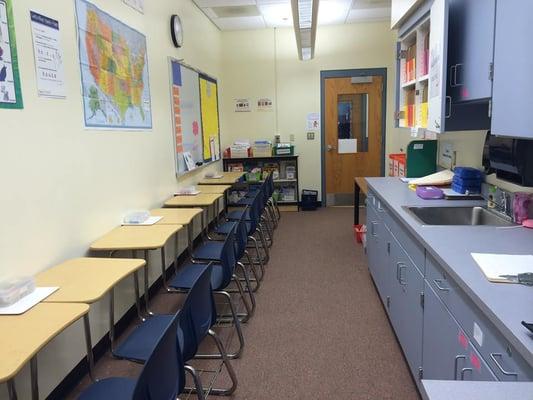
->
[0,0,23,109]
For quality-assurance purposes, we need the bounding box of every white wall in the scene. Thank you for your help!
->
[0,1,222,398]
[220,23,412,198]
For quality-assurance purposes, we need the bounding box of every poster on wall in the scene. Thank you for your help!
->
[30,11,66,99]
[75,0,152,130]
[170,59,203,174]
[122,0,144,14]
[234,98,250,112]
[0,0,23,109]
[307,112,320,131]
[256,97,273,112]
[200,75,221,161]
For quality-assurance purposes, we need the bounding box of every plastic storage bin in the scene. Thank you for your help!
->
[0,277,35,306]
[301,189,318,211]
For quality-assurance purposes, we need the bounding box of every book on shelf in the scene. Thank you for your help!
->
[227,163,244,172]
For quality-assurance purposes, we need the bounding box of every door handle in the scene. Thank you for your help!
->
[454,355,466,380]
[433,279,450,292]
[397,262,407,284]
[327,144,337,152]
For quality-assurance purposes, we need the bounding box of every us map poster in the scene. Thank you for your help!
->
[75,0,152,129]
[0,0,23,109]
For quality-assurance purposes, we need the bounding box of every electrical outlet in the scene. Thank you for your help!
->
[290,134,295,142]
[307,132,315,140]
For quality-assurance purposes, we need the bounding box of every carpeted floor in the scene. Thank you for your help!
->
[66,207,420,399]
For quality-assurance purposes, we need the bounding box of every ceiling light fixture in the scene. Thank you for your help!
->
[291,0,319,61]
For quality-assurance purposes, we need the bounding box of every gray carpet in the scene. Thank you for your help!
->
[66,207,420,399]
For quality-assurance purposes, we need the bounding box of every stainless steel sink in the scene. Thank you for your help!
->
[404,206,515,226]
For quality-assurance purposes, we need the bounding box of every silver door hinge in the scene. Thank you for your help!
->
[397,49,408,60]
[420,292,425,309]
[387,242,391,254]
[489,62,494,81]
[418,367,424,380]
[386,296,391,309]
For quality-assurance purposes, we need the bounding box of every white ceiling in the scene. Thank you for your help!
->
[194,0,391,30]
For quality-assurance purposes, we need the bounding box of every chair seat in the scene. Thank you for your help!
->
[192,241,224,261]
[78,377,136,400]
[114,315,174,362]
[215,221,252,235]
[170,262,225,291]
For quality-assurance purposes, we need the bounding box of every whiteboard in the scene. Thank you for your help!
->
[170,60,203,174]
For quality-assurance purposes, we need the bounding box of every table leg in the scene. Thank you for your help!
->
[187,222,194,256]
[108,288,115,354]
[160,246,170,292]
[7,379,18,400]
[354,180,361,225]
[143,250,154,315]
[133,270,145,321]
[83,315,95,382]
[30,357,38,400]
[201,207,207,239]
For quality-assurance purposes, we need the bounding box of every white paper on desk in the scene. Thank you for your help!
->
[205,174,223,179]
[400,177,416,183]
[122,216,162,226]
[471,253,533,282]
[0,287,59,315]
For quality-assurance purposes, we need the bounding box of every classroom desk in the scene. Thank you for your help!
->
[353,177,369,225]
[196,184,232,194]
[150,208,202,254]
[90,225,181,312]
[36,257,146,361]
[197,171,244,185]
[163,193,223,237]
[0,303,90,400]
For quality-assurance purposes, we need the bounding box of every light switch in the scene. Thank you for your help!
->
[307,132,315,140]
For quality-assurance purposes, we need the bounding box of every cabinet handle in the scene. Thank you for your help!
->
[397,262,407,285]
[490,353,518,377]
[445,96,452,118]
[371,221,378,237]
[433,279,450,292]
[460,367,472,381]
[450,65,457,87]
[454,355,466,380]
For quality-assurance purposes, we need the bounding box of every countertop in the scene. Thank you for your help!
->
[421,380,533,400]
[366,177,533,368]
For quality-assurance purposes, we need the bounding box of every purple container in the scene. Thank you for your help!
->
[513,192,532,224]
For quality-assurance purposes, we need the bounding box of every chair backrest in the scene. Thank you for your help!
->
[178,264,216,362]
[246,192,261,234]
[218,228,238,287]
[234,206,249,260]
[133,312,184,400]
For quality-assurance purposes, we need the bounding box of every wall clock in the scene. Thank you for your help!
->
[170,14,183,48]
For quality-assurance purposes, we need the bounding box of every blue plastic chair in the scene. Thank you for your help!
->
[111,265,238,397]
[78,310,203,400]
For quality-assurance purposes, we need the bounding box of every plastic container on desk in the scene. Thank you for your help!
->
[0,277,35,306]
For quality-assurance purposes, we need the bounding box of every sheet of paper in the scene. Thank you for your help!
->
[471,253,533,282]
[122,216,162,226]
[0,287,58,315]
[338,138,357,154]
[174,190,200,196]
[400,177,417,183]
[30,11,66,98]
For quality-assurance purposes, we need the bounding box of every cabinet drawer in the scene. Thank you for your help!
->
[426,255,533,381]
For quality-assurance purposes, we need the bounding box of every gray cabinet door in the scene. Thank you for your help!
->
[366,204,390,308]
[447,0,495,102]
[491,0,533,138]
[389,236,424,379]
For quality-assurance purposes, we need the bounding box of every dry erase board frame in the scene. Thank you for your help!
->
[168,58,221,177]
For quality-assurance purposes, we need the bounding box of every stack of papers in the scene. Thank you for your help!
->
[122,216,162,226]
[471,253,533,283]
[409,170,454,186]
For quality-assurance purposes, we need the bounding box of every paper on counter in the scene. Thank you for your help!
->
[471,253,533,283]
[0,287,59,315]
[122,216,162,226]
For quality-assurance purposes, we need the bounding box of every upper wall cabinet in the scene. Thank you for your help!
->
[391,0,425,29]
[393,0,493,134]
[491,0,533,138]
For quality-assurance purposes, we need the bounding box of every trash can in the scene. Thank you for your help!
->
[301,189,318,211]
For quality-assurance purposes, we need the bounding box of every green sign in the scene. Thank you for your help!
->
[0,0,23,109]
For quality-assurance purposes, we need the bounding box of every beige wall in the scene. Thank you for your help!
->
[220,23,412,198]
[0,1,222,398]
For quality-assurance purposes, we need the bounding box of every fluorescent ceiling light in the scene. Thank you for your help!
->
[291,0,319,61]
[259,2,293,27]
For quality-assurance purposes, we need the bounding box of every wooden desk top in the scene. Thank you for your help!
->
[197,171,244,185]
[150,208,202,225]
[90,225,181,251]
[196,185,232,194]
[36,258,146,304]
[0,303,89,382]
[164,193,223,207]
[355,177,369,195]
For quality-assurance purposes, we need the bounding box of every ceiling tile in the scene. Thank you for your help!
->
[351,0,391,10]
[318,0,352,25]
[193,0,255,8]
[213,15,267,30]
[258,2,293,27]
[346,6,390,22]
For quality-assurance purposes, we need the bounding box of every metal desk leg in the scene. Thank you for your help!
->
[354,180,361,225]
[187,222,194,256]
[7,379,18,400]
[143,250,154,315]
[133,271,145,321]
[174,231,180,274]
[201,207,207,239]
[108,288,115,354]
[30,357,38,400]
[160,246,171,292]
[83,315,95,382]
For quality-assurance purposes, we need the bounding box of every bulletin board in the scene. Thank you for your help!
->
[169,59,221,175]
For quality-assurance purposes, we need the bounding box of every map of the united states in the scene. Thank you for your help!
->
[76,0,152,129]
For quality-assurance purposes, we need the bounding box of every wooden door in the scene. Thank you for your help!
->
[325,76,383,206]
